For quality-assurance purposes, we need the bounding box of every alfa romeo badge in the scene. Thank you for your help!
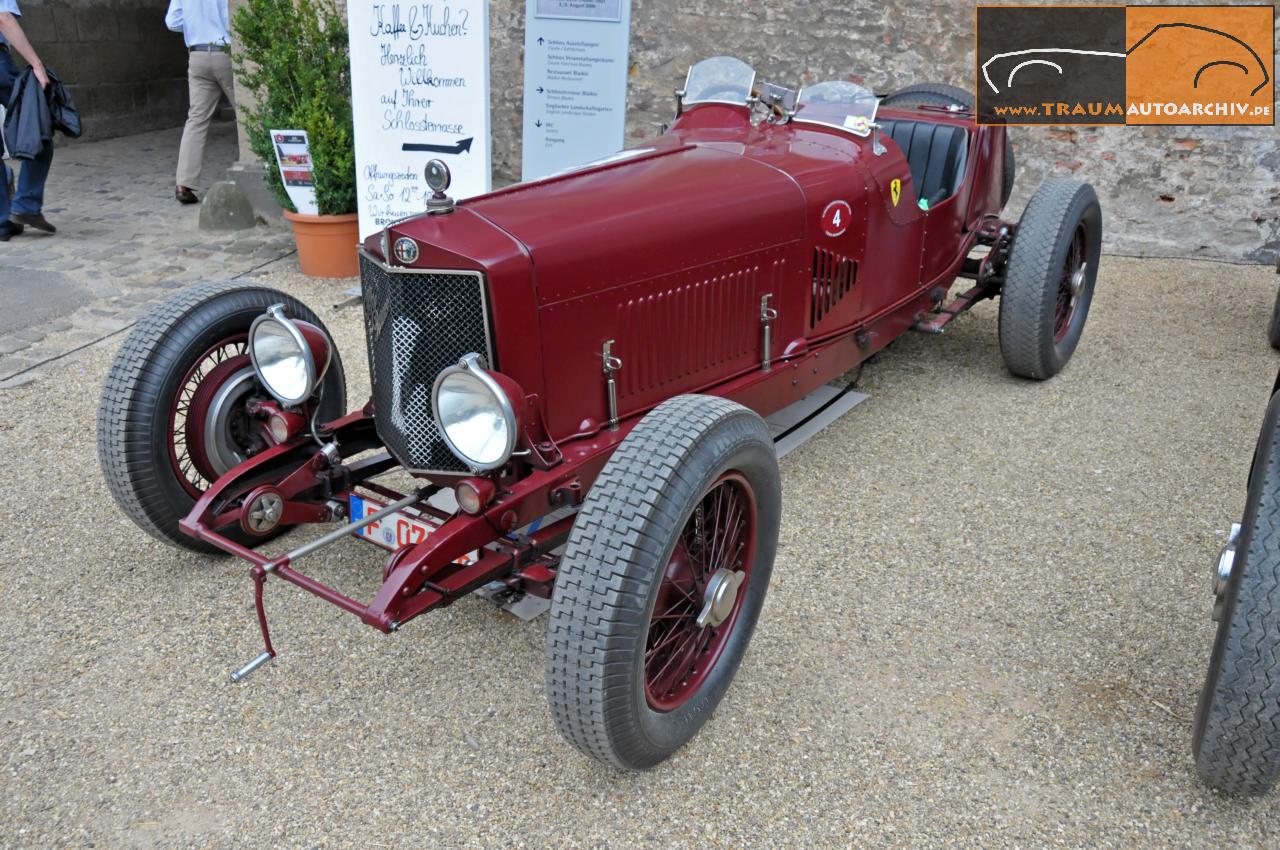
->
[393,236,420,265]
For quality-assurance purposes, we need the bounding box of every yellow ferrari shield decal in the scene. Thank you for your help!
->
[890,178,901,207]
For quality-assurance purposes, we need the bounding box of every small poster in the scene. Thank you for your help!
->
[269,130,319,215]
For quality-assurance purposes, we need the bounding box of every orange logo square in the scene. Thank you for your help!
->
[1126,5,1274,125]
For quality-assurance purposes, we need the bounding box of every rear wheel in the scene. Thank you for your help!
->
[881,82,973,111]
[1193,390,1280,794]
[97,281,346,553]
[546,395,781,769]
[998,180,1102,380]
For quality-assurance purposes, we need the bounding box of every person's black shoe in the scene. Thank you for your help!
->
[176,186,199,205]
[0,221,25,242]
[9,212,55,233]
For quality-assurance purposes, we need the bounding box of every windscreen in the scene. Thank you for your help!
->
[794,81,880,136]
[683,56,756,107]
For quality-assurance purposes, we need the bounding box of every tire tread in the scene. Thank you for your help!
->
[546,395,775,768]
[998,179,1098,379]
[1195,393,1280,794]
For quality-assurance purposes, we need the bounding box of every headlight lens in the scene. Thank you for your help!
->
[249,305,325,406]
[432,353,518,471]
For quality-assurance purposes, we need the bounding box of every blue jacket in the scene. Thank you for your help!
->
[2,66,81,160]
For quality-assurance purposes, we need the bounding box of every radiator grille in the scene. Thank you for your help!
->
[810,248,857,328]
[359,252,491,472]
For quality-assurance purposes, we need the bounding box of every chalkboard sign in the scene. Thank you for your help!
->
[348,2,492,239]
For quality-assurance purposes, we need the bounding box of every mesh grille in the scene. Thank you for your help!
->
[359,252,491,471]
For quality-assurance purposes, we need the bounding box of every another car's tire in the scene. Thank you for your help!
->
[97,281,346,554]
[998,180,1102,380]
[1193,390,1280,795]
[546,395,781,769]
[1267,286,1280,350]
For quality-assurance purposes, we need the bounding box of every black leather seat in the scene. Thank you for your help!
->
[876,119,968,207]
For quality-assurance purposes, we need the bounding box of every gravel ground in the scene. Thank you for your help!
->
[2,255,1279,848]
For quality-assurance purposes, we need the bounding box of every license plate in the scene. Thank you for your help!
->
[348,494,478,564]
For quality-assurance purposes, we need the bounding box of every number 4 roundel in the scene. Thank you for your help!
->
[821,200,852,238]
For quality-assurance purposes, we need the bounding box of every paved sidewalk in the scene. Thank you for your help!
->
[0,122,298,387]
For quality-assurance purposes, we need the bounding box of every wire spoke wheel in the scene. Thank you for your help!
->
[547,395,781,770]
[645,473,757,711]
[169,334,260,498]
[1053,224,1087,342]
[998,179,1102,380]
[98,281,345,553]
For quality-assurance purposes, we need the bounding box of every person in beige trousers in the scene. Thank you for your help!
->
[165,0,234,205]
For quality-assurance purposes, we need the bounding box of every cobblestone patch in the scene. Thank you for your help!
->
[0,122,298,384]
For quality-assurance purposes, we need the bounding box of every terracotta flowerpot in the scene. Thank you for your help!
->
[282,210,360,278]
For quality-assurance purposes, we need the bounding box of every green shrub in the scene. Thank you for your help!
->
[232,0,355,216]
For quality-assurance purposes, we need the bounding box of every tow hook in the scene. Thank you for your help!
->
[1211,523,1242,622]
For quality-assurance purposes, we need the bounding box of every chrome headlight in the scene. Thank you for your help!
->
[248,304,332,407]
[432,353,519,471]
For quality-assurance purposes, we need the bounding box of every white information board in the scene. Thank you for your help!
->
[348,2,492,239]
[521,0,632,180]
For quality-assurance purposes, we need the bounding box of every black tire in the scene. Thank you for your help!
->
[998,180,1102,380]
[1193,390,1280,794]
[1267,286,1280,350]
[881,82,973,111]
[546,395,781,769]
[97,281,346,554]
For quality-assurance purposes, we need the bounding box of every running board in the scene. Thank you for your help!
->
[767,384,868,459]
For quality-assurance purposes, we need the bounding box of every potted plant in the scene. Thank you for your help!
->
[233,0,357,277]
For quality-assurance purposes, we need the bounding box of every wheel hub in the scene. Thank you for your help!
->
[643,473,758,712]
[697,568,746,629]
[244,489,285,535]
[1069,262,1088,303]
[201,366,258,477]
[1211,522,1242,621]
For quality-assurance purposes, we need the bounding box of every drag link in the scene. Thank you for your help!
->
[269,487,431,571]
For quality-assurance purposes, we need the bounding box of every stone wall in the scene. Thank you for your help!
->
[16,0,189,141]
[225,0,1275,261]
[480,0,1278,264]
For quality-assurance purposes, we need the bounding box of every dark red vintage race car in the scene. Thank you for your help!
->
[98,58,1102,769]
